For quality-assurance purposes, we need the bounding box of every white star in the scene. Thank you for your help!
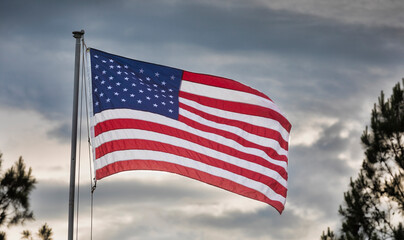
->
[155,72,160,77]
[106,98,111,102]
[132,83,136,87]
[109,76,114,80]
[161,90,166,93]
[94,55,99,58]
[170,75,175,80]
[102,70,107,74]
[139,68,144,73]
[121,99,126,102]
[169,95,173,98]
[124,77,129,81]
[168,89,173,92]
[153,84,158,87]
[169,109,173,113]
[146,77,151,81]
[137,99,142,103]
[170,101,174,104]
[162,81,166,85]
[147,88,152,91]
[146,96,151,100]
[162,102,166,105]
[130,94,135,97]
[101,80,105,84]
[107,86,112,89]
[153,103,158,107]
[95,102,99,106]
[116,82,121,86]
[102,60,106,63]
[95,76,99,80]
[114,92,119,96]
[124,65,128,69]
[117,65,121,69]
[109,59,114,63]
[117,71,122,75]
[123,88,128,92]
[154,95,159,98]
[99,93,104,97]
[139,89,144,93]
[95,64,99,69]
[94,88,98,92]
[109,65,114,69]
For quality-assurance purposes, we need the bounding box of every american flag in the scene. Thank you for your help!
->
[88,48,291,213]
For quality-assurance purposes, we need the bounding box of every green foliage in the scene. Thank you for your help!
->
[36,223,52,240]
[0,153,37,227]
[0,153,53,239]
[322,79,404,240]
[321,227,336,240]
[21,223,53,240]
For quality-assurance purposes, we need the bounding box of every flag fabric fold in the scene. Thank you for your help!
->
[87,48,291,213]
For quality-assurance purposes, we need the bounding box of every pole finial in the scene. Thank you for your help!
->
[72,30,85,38]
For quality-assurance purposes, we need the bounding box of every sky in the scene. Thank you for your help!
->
[1,0,404,239]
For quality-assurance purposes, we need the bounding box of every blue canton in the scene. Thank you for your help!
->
[90,49,183,120]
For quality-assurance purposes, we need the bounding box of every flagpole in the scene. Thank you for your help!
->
[68,29,84,240]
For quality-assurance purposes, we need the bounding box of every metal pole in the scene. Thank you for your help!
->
[68,29,84,240]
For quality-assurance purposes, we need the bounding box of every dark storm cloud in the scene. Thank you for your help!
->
[31,177,227,220]
[181,207,311,239]
[93,177,224,206]
[93,202,311,240]
[31,181,69,219]
[1,0,403,125]
[288,121,360,218]
[33,175,311,239]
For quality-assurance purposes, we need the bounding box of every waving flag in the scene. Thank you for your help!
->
[88,48,291,213]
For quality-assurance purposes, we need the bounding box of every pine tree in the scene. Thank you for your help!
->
[21,223,53,240]
[322,79,404,239]
[36,223,52,240]
[0,153,54,239]
[0,153,37,237]
[321,227,336,240]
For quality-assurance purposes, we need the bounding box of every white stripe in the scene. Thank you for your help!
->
[96,150,286,204]
[181,80,284,116]
[179,107,287,154]
[179,97,290,142]
[94,109,288,169]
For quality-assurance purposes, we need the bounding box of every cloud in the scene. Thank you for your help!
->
[1,0,403,126]
[254,0,404,28]
[288,120,362,220]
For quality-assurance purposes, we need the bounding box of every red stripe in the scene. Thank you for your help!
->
[95,159,285,213]
[180,102,289,153]
[94,119,288,178]
[182,71,273,102]
[178,114,288,162]
[95,139,287,197]
[180,91,292,132]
